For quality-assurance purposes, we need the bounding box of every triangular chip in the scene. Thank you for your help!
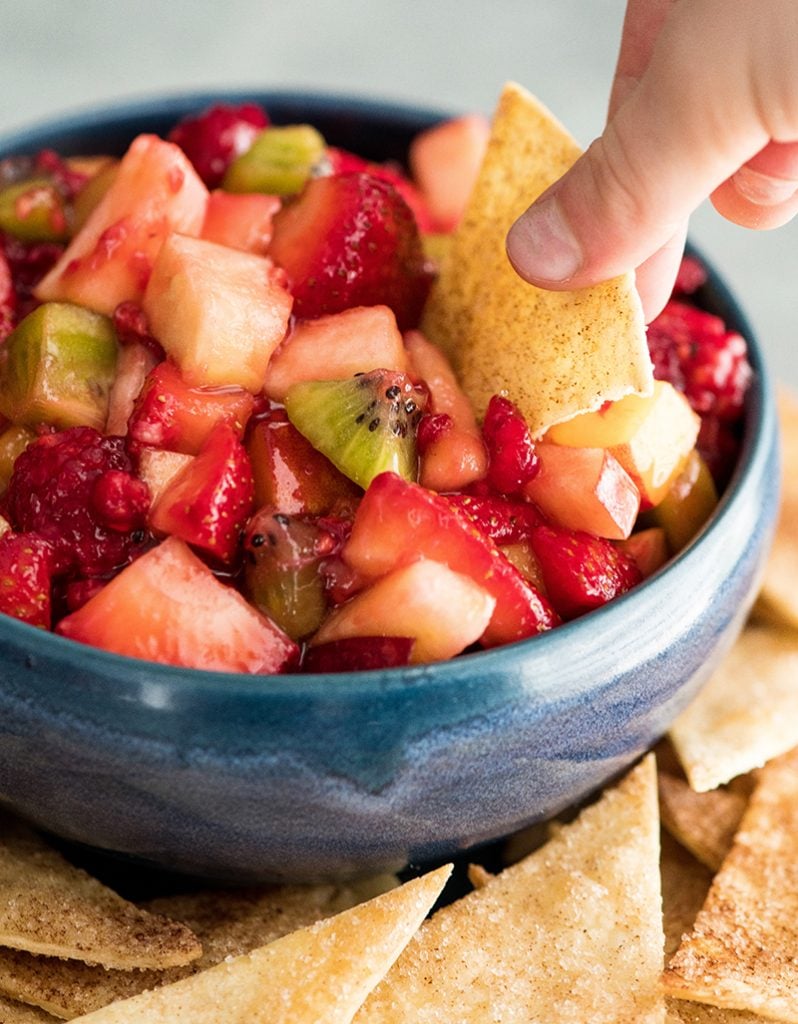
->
[421,81,651,437]
[658,771,750,871]
[756,388,798,627]
[67,866,450,1024]
[669,625,798,791]
[0,875,398,1019]
[356,756,664,1023]
[0,814,199,969]
[664,747,798,1019]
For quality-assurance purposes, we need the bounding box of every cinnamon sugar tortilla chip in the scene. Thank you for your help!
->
[421,81,651,437]
[0,814,199,969]
[663,747,798,1021]
[0,876,399,1019]
[669,625,798,791]
[756,388,798,627]
[0,994,58,1023]
[355,756,665,1023]
[658,771,749,871]
[66,866,450,1024]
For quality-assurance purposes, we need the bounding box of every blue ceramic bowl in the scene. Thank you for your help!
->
[0,91,780,882]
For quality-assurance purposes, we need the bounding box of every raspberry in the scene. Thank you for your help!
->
[1,231,64,324]
[647,300,752,422]
[4,426,151,577]
[0,247,15,342]
[482,395,540,494]
[168,102,269,188]
[416,412,453,454]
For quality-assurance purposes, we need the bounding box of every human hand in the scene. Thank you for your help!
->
[506,0,798,321]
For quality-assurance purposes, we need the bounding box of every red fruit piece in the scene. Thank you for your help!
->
[148,423,254,564]
[1,231,63,324]
[482,395,540,494]
[4,427,150,577]
[343,472,558,646]
[529,524,642,621]
[168,102,269,188]
[672,255,707,297]
[112,301,165,360]
[0,531,53,628]
[647,299,752,422]
[416,412,453,455]
[302,635,414,673]
[267,172,431,329]
[0,245,15,341]
[445,493,541,545]
[57,536,298,673]
[91,470,150,533]
[325,147,436,232]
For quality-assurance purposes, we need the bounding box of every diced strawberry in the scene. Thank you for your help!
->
[482,395,540,495]
[57,536,298,673]
[247,408,360,516]
[302,635,414,673]
[647,299,752,422]
[343,473,558,646]
[201,191,280,253]
[168,102,269,189]
[0,531,53,628]
[267,172,432,329]
[445,493,541,545]
[325,147,436,232]
[127,360,255,456]
[529,524,642,621]
[148,423,254,564]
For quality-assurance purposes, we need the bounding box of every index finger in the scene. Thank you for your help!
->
[609,0,677,117]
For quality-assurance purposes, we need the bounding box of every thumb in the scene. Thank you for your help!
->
[506,0,798,289]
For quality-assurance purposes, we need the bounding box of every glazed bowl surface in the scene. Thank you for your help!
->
[0,91,780,881]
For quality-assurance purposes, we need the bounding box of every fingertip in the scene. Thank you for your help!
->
[506,194,584,285]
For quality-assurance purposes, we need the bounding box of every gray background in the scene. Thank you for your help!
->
[1,0,795,387]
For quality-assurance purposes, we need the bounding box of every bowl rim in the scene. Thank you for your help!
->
[0,90,777,699]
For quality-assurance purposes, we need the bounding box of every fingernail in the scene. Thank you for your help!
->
[731,166,798,206]
[506,196,583,283]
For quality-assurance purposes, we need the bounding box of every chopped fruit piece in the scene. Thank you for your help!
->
[523,443,641,540]
[1,232,63,325]
[34,135,209,315]
[0,244,15,341]
[223,124,327,195]
[267,172,431,328]
[482,394,540,494]
[243,510,341,640]
[445,493,541,544]
[71,159,119,233]
[142,233,292,392]
[498,539,547,593]
[127,360,255,456]
[405,328,487,491]
[617,527,669,578]
[696,412,740,489]
[0,178,70,242]
[672,256,707,296]
[546,381,701,509]
[324,147,436,232]
[0,301,118,432]
[408,113,490,231]
[0,424,35,490]
[167,102,269,188]
[247,408,360,516]
[148,423,254,564]
[529,524,642,620]
[201,190,280,253]
[343,473,558,645]
[137,447,194,505]
[264,305,408,402]
[57,536,298,673]
[90,469,150,533]
[0,531,52,628]
[284,370,425,491]
[648,299,752,422]
[105,338,159,436]
[4,426,149,577]
[312,560,495,663]
[111,300,164,359]
[646,448,719,551]
[64,575,106,612]
[303,635,414,672]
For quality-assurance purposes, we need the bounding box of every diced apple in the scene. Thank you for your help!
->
[617,527,669,578]
[56,536,297,673]
[264,305,407,402]
[201,190,280,253]
[143,234,292,392]
[405,328,487,491]
[105,340,159,436]
[647,449,719,551]
[35,135,208,314]
[545,381,701,508]
[522,443,640,540]
[311,560,495,663]
[137,447,194,506]
[409,114,490,232]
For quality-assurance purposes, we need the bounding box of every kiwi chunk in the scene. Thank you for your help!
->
[284,370,425,490]
[0,178,71,242]
[223,124,326,195]
[0,302,118,431]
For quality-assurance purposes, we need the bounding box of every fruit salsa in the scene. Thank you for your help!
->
[0,95,752,673]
